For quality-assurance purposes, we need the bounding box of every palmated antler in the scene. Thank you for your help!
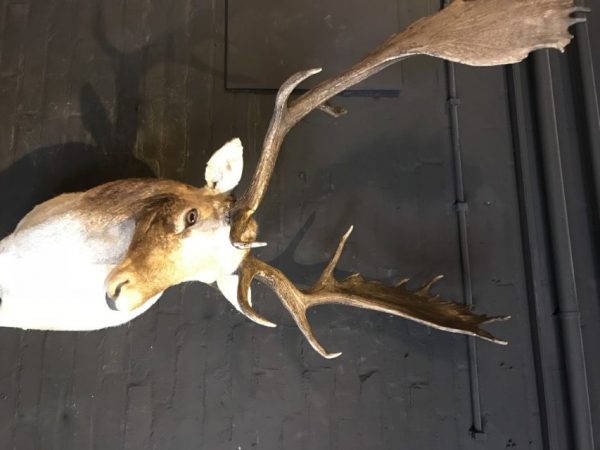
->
[228,0,587,355]
[236,227,509,358]
[230,0,588,247]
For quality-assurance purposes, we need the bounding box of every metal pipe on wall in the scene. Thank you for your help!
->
[530,49,594,450]
[444,59,486,439]
[572,9,600,230]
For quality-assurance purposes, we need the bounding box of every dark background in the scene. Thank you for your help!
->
[0,0,598,449]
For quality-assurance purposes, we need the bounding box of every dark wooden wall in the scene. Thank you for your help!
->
[0,0,598,449]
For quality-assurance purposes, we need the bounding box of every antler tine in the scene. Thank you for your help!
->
[314,225,354,289]
[236,266,278,328]
[238,226,509,358]
[231,0,585,248]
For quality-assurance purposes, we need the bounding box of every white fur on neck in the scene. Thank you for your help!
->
[0,205,157,330]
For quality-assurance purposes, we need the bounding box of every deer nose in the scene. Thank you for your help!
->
[105,280,129,310]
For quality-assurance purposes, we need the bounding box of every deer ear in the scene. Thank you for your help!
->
[205,138,244,193]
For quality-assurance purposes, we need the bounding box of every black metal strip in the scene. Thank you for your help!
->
[445,61,484,439]
[530,50,595,450]
[438,0,484,435]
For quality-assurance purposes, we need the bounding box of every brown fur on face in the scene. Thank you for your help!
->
[81,179,231,224]
[91,179,245,311]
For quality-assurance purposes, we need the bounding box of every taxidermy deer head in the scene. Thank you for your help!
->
[0,0,587,357]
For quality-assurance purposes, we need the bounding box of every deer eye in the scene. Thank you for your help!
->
[185,209,198,227]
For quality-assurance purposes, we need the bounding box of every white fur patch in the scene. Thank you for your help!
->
[204,138,243,193]
[184,224,248,284]
[0,209,160,330]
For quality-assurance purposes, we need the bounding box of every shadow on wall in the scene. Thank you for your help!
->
[0,0,235,238]
[264,212,353,286]
[0,85,154,237]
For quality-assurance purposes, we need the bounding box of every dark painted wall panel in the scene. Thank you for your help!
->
[226,0,432,90]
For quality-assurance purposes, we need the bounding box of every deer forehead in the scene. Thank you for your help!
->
[73,179,232,226]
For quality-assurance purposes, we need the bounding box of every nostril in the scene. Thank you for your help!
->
[105,293,118,311]
[105,280,129,311]
[114,280,128,298]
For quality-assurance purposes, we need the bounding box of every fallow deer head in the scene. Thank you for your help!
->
[103,138,248,312]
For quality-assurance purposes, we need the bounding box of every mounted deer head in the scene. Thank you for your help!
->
[0,0,588,356]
